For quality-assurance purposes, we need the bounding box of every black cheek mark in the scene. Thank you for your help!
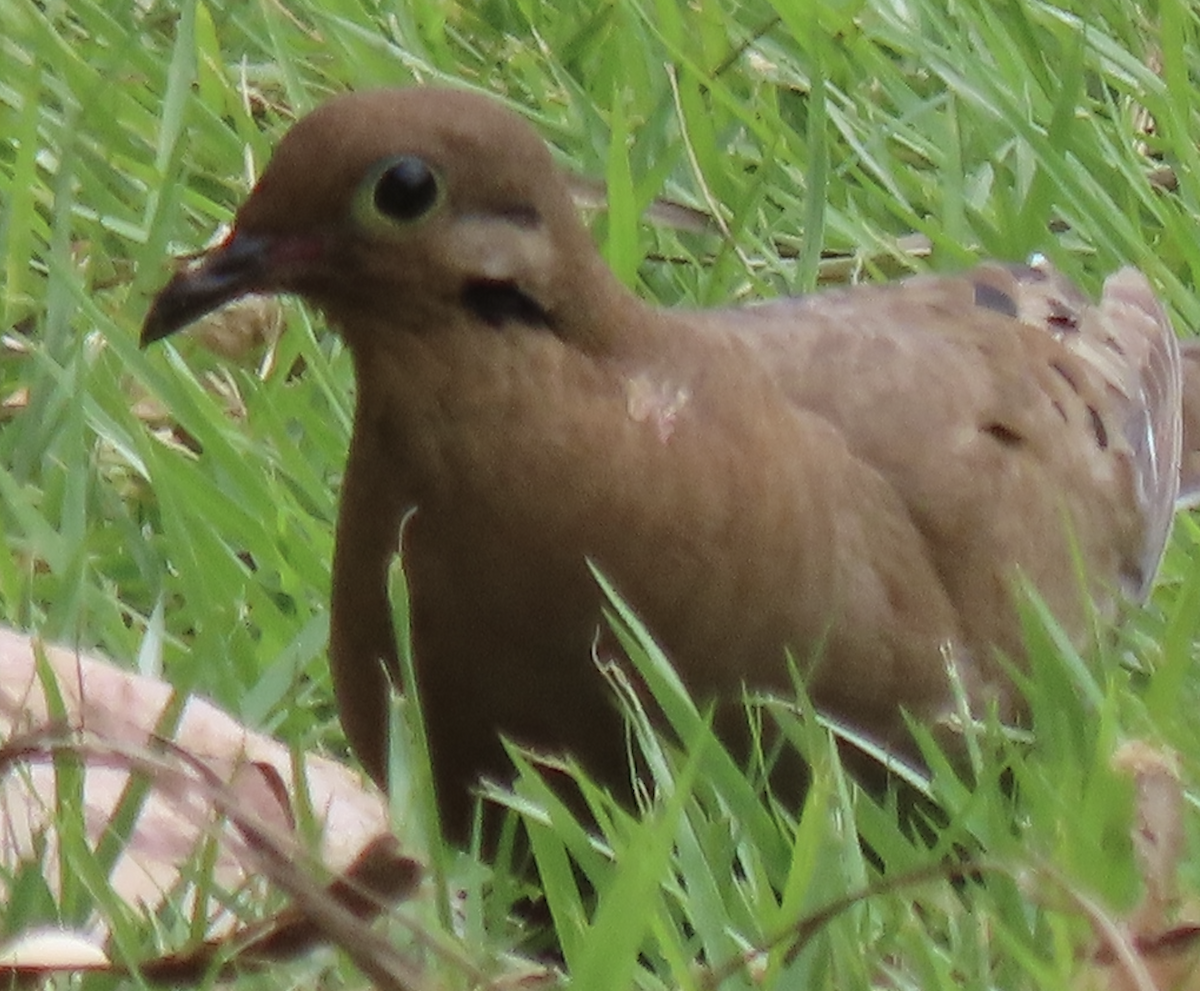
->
[983,422,1024,446]
[974,282,1018,317]
[1088,405,1109,449]
[462,280,554,330]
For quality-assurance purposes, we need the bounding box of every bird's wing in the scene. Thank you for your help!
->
[719,263,1182,614]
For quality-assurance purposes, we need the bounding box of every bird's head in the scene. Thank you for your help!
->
[142,88,616,349]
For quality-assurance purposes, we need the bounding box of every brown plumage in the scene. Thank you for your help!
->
[142,87,1198,843]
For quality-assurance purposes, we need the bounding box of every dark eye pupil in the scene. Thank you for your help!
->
[374,156,439,221]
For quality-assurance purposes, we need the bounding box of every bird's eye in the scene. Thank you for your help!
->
[374,156,439,220]
[357,155,443,229]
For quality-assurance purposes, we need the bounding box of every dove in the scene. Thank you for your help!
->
[142,87,1196,843]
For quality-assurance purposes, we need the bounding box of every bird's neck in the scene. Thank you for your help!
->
[345,294,829,597]
[346,295,670,501]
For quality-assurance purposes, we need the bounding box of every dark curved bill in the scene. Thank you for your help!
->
[140,233,270,347]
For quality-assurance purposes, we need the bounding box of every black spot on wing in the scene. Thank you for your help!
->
[1087,405,1109,449]
[982,422,1024,446]
[1046,298,1079,333]
[973,281,1018,317]
[1050,361,1080,392]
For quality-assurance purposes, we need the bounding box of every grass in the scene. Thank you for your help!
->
[2,0,1200,987]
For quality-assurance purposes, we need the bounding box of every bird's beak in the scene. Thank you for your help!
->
[141,231,271,347]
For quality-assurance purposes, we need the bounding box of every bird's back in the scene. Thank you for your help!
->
[704,263,1182,692]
